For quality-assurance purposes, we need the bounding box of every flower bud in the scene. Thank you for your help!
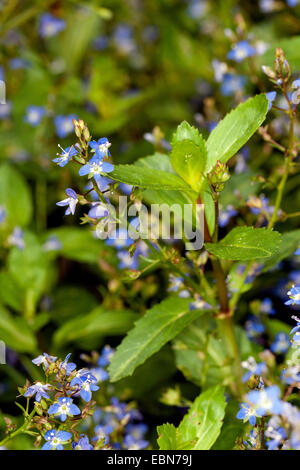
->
[209,160,230,192]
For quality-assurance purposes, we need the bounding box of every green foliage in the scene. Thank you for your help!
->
[108,297,204,382]
[0,304,37,353]
[205,226,282,260]
[205,95,269,172]
[157,386,227,450]
[0,164,33,229]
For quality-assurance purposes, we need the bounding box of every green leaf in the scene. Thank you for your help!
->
[53,307,138,348]
[262,229,300,272]
[0,305,37,353]
[179,386,227,449]
[0,164,33,228]
[259,36,300,70]
[110,163,194,191]
[205,95,269,173]
[157,424,195,450]
[205,226,281,260]
[171,139,207,191]
[45,227,115,264]
[157,386,227,450]
[0,272,24,312]
[172,121,205,146]
[108,297,204,382]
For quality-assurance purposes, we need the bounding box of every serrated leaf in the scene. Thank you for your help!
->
[108,297,204,382]
[157,423,195,450]
[172,121,205,146]
[171,139,207,191]
[205,226,281,260]
[262,229,300,272]
[110,164,194,191]
[52,307,138,348]
[157,386,227,450]
[205,95,268,173]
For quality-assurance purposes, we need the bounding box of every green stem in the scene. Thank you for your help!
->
[0,408,36,447]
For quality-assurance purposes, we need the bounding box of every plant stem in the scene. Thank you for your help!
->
[0,408,36,447]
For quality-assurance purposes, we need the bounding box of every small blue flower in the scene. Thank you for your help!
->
[236,403,261,426]
[89,138,111,157]
[265,419,287,450]
[245,316,265,340]
[42,429,72,450]
[48,397,81,422]
[32,353,57,369]
[39,13,65,38]
[56,188,78,216]
[7,227,25,250]
[117,250,139,270]
[270,332,291,354]
[266,91,277,111]
[59,353,77,375]
[168,275,190,298]
[72,434,93,450]
[243,428,258,449]
[247,385,283,415]
[281,365,300,385]
[113,24,136,54]
[71,371,99,402]
[260,298,275,315]
[220,74,246,96]
[98,345,115,367]
[227,41,255,62]
[43,235,62,252]
[287,0,299,7]
[9,58,29,70]
[0,205,6,223]
[88,202,110,220]
[24,106,46,126]
[24,382,51,402]
[285,285,300,305]
[219,205,238,227]
[79,155,114,184]
[54,114,76,138]
[123,434,149,450]
[106,228,134,249]
[242,357,267,382]
[53,145,79,167]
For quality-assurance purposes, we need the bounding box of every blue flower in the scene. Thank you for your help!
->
[32,353,57,369]
[54,114,76,138]
[59,353,77,375]
[236,403,261,426]
[219,205,238,227]
[260,298,275,315]
[242,357,267,382]
[123,434,149,450]
[0,205,6,224]
[42,429,72,450]
[39,13,65,38]
[287,0,299,7]
[245,316,265,340]
[43,235,62,252]
[0,101,12,120]
[220,74,246,96]
[71,371,99,402]
[285,285,300,305]
[72,434,93,450]
[247,385,283,415]
[88,202,110,220]
[227,41,255,62]
[56,188,78,216]
[243,428,258,449]
[265,418,287,450]
[79,155,114,185]
[168,275,190,298]
[89,138,111,157]
[7,227,25,250]
[265,91,277,111]
[113,24,136,54]
[117,250,139,270]
[98,345,115,367]
[106,228,134,249]
[270,332,291,354]
[53,145,79,167]
[48,397,81,422]
[281,365,300,385]
[24,382,52,402]
[295,248,300,255]
[24,106,46,126]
